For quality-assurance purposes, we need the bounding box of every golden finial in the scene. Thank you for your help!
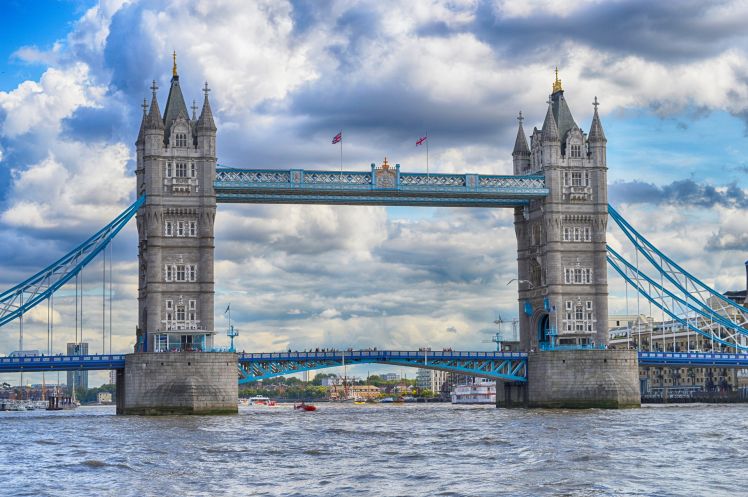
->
[552,66,562,93]
[172,51,177,77]
[382,157,389,169]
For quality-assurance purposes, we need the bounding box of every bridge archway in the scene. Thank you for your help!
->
[537,313,550,346]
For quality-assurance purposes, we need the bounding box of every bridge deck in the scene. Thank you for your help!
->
[214,167,549,207]
[2,351,746,374]
[0,354,126,373]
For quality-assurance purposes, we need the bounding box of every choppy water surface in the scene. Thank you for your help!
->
[1,403,747,496]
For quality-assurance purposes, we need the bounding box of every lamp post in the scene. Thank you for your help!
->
[506,278,536,289]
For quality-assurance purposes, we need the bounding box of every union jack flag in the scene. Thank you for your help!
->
[416,135,427,146]
[332,132,342,144]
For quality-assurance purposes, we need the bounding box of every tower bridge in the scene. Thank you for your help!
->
[3,61,748,413]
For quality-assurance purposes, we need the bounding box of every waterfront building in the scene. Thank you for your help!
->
[380,373,399,382]
[97,392,113,404]
[66,342,89,391]
[607,268,748,394]
[416,369,451,393]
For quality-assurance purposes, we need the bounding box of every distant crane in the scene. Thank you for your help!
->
[482,315,519,351]
[482,316,505,351]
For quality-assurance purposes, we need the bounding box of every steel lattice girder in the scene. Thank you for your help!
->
[237,351,528,383]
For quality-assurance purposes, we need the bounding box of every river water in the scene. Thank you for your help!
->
[1,403,746,496]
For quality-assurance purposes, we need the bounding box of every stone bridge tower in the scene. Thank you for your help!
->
[513,71,609,351]
[135,55,217,353]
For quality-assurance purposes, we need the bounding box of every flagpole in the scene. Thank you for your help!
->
[426,131,429,178]
[339,130,343,177]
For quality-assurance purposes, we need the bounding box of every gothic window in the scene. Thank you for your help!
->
[188,265,196,282]
[176,162,187,177]
[176,265,186,282]
[176,306,185,321]
[571,172,583,187]
[165,221,173,237]
[570,144,581,158]
[584,171,590,186]
[177,221,184,237]
[165,265,174,282]
[563,172,569,186]
[189,221,197,237]
[165,300,173,310]
[189,299,196,310]
[562,224,592,242]
[190,163,196,178]
[176,133,187,148]
[564,268,592,285]
[165,162,173,178]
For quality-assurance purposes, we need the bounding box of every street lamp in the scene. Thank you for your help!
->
[506,278,535,289]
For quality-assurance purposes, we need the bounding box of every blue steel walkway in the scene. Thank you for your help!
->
[0,354,125,373]
[3,351,747,379]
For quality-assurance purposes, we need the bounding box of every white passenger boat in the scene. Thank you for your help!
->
[247,395,276,406]
[450,378,496,404]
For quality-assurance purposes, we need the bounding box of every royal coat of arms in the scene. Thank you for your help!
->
[375,157,396,189]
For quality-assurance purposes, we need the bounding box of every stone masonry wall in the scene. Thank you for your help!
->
[527,349,640,408]
[119,352,237,415]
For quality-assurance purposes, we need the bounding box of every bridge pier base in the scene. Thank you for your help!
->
[496,381,528,408]
[527,349,640,408]
[117,352,238,415]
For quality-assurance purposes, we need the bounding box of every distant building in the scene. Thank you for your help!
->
[380,373,399,382]
[416,369,451,393]
[66,343,89,392]
[97,392,113,404]
[108,370,117,385]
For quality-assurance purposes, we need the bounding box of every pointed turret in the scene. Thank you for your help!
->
[196,82,217,157]
[136,98,147,146]
[541,100,559,142]
[197,82,217,132]
[512,111,531,175]
[588,96,607,166]
[162,52,189,138]
[588,96,606,143]
[146,81,164,130]
[512,111,530,157]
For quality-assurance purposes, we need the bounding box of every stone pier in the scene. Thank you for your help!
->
[117,352,238,415]
[526,349,640,408]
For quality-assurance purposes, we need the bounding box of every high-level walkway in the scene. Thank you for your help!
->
[214,167,548,207]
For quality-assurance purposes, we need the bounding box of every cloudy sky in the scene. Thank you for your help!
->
[2,0,748,383]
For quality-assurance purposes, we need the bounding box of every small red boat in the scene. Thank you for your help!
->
[294,402,317,411]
